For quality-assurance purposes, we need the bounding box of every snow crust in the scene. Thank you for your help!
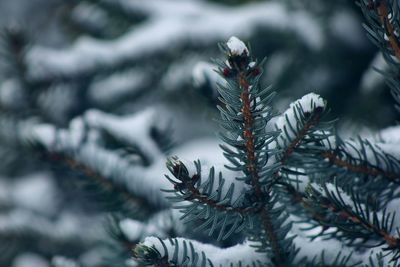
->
[226,36,248,56]
[275,93,327,148]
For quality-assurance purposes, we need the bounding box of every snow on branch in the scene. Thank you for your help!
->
[83,108,164,164]
[360,0,400,111]
[119,210,185,243]
[322,137,400,185]
[26,0,323,82]
[134,237,269,266]
[0,209,103,253]
[24,109,173,208]
[275,93,329,150]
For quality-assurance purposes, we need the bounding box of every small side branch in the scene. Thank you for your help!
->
[322,150,400,183]
[166,159,259,215]
[375,0,400,60]
[282,181,400,251]
[48,152,151,216]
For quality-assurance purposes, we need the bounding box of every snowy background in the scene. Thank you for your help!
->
[0,0,398,266]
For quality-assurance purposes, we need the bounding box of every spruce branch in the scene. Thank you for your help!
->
[279,178,400,262]
[372,0,400,60]
[219,37,295,267]
[361,0,400,61]
[273,93,333,183]
[304,251,362,267]
[134,237,268,266]
[163,157,253,242]
[317,138,400,205]
[360,0,400,110]
[305,183,400,256]
[162,37,296,267]
[164,157,257,215]
[322,149,400,183]
[47,151,151,218]
[0,109,171,215]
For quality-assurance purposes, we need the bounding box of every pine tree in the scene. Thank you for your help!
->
[0,0,400,267]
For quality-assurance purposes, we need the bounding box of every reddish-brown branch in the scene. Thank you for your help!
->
[49,152,149,213]
[282,182,400,248]
[175,174,259,214]
[275,114,320,170]
[239,74,263,197]
[279,113,322,166]
[321,150,399,182]
[320,194,400,248]
[268,110,322,189]
[281,183,328,224]
[376,0,400,60]
[238,72,286,267]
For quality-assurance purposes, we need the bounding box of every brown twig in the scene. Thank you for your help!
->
[322,150,399,182]
[281,182,400,248]
[238,70,287,267]
[173,173,259,214]
[375,0,400,60]
[48,152,150,215]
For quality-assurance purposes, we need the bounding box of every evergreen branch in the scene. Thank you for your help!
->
[218,37,291,267]
[133,238,211,267]
[318,138,400,205]
[238,68,264,198]
[165,157,258,215]
[273,93,329,184]
[360,0,400,110]
[163,38,295,266]
[322,150,400,183]
[375,0,400,60]
[361,0,400,61]
[0,111,170,213]
[164,158,253,241]
[134,237,268,266]
[278,181,328,225]
[306,183,400,255]
[366,252,400,267]
[47,151,150,218]
[279,111,323,167]
[258,207,287,267]
[280,179,400,260]
[304,251,362,267]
